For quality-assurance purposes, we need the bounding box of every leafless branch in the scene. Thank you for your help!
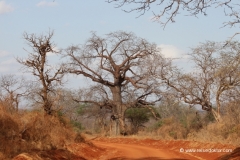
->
[64,31,165,134]
[17,30,65,115]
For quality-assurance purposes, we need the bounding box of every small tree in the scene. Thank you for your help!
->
[17,31,64,115]
[0,74,29,112]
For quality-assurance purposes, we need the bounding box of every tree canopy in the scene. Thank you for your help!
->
[64,31,167,134]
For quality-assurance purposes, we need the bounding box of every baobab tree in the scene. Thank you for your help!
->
[160,41,240,122]
[64,31,166,134]
[17,31,64,115]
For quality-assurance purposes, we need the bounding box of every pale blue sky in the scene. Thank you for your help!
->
[0,0,239,87]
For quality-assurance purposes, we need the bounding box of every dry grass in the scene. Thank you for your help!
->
[186,103,240,146]
[135,103,240,146]
[188,121,240,145]
[80,104,240,147]
[0,105,80,159]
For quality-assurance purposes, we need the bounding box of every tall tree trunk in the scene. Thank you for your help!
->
[110,86,126,135]
[214,101,221,122]
[42,87,52,115]
[214,90,223,122]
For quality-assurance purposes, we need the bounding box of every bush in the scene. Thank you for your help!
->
[71,121,84,131]
[0,107,20,158]
[155,117,188,139]
[152,104,205,139]
[149,120,164,131]
[0,105,77,159]
[187,103,240,145]
[125,107,151,134]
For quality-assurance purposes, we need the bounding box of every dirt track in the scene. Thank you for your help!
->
[12,136,239,159]
[93,141,200,160]
[89,137,238,160]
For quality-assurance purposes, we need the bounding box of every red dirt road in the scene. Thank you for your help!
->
[93,141,200,160]
[12,137,239,159]
[90,137,237,160]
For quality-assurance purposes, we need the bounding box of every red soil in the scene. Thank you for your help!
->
[13,137,240,160]
[90,137,238,160]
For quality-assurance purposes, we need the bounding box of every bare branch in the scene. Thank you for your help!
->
[161,41,240,122]
[107,0,240,37]
[64,31,165,135]
[223,32,240,47]
[17,30,64,115]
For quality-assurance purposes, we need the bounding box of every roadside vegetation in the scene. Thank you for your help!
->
[0,103,84,159]
[1,30,240,159]
[1,6,240,157]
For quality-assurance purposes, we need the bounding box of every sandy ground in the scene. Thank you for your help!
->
[13,136,240,160]
[89,137,238,160]
[93,141,199,160]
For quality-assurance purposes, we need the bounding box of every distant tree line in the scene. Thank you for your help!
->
[0,29,240,135]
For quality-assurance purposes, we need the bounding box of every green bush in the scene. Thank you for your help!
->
[125,107,151,134]
[149,120,164,132]
[71,121,84,131]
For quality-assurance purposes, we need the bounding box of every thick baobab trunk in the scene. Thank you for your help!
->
[110,86,126,136]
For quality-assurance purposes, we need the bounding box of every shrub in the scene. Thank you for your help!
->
[187,102,240,145]
[149,120,164,131]
[71,121,84,131]
[0,107,20,158]
[0,105,77,159]
[125,107,151,134]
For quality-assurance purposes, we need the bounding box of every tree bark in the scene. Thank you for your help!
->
[110,86,126,135]
[215,89,223,122]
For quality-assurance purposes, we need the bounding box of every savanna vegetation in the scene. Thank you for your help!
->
[1,30,240,159]
[1,1,240,159]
